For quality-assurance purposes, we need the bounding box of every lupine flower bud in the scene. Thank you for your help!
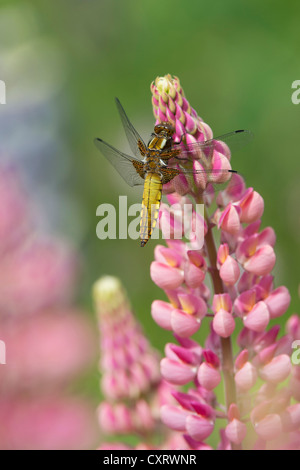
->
[264,286,291,319]
[251,402,282,441]
[150,261,184,290]
[217,243,240,285]
[225,404,247,445]
[234,350,257,391]
[218,204,241,235]
[151,300,173,331]
[237,188,264,223]
[161,344,198,385]
[259,354,292,384]
[197,350,221,391]
[236,235,276,276]
[212,294,235,337]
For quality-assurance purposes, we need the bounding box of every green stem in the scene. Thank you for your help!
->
[202,204,242,451]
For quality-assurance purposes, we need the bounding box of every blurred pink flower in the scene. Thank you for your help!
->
[0,237,78,316]
[0,309,96,391]
[0,167,30,256]
[0,397,96,450]
[0,165,97,449]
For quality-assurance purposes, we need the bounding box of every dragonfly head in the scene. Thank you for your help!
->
[154,122,175,138]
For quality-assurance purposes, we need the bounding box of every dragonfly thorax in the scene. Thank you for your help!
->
[148,122,175,153]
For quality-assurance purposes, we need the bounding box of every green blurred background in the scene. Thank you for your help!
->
[1,0,299,351]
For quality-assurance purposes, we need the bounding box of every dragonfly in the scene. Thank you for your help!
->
[94,98,251,247]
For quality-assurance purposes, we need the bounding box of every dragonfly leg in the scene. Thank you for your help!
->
[172,156,188,162]
[176,133,185,144]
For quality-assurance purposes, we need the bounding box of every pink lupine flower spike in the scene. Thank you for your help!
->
[149,75,296,450]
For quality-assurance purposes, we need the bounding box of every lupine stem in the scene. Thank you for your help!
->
[202,204,242,450]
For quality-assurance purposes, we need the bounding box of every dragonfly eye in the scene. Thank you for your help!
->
[154,122,175,136]
[154,124,164,134]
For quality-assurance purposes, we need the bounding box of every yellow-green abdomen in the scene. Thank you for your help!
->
[140,173,162,247]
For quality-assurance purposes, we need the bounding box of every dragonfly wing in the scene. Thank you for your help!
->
[171,129,252,191]
[174,167,246,202]
[94,138,145,187]
[177,129,253,163]
[115,98,147,159]
[202,172,246,199]
[176,151,235,185]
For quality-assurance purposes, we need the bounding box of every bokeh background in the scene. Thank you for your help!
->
[0,0,299,449]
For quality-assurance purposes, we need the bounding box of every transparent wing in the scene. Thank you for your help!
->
[201,172,246,200]
[176,129,253,162]
[170,129,252,199]
[166,170,246,205]
[177,149,235,182]
[115,98,147,159]
[94,138,144,187]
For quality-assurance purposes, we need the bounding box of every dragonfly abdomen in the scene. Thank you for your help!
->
[140,172,162,247]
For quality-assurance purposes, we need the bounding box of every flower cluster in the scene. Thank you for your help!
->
[149,75,298,450]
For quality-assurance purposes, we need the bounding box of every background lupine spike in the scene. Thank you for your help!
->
[94,275,188,449]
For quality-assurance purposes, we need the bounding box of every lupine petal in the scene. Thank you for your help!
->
[264,286,291,319]
[243,301,270,332]
[235,362,257,391]
[150,261,184,290]
[238,189,264,223]
[197,362,221,390]
[186,415,214,441]
[219,256,240,285]
[281,404,300,432]
[254,414,282,441]
[171,308,201,337]
[244,245,276,276]
[213,309,235,338]
[225,419,247,445]
[184,263,205,288]
[160,358,196,385]
[178,293,207,318]
[154,245,182,267]
[259,354,292,384]
[160,405,189,431]
[151,300,173,330]
[235,349,249,370]
[218,204,241,235]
